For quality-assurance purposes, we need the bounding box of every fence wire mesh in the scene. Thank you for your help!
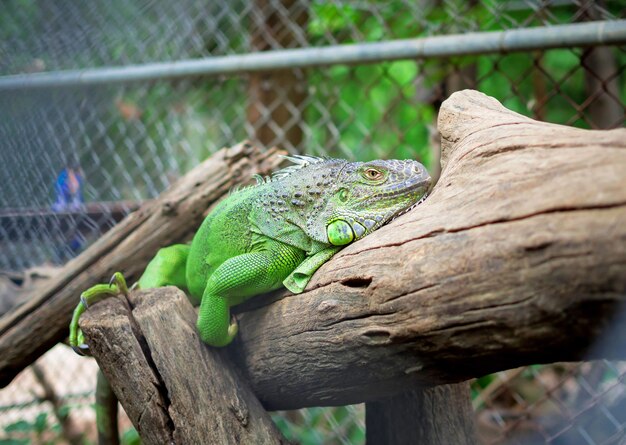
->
[0,0,625,444]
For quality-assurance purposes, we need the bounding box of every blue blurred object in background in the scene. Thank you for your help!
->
[52,166,84,212]
[51,165,85,260]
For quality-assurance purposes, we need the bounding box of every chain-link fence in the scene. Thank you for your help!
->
[0,0,625,444]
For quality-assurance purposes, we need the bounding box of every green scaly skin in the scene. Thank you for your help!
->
[69,155,431,350]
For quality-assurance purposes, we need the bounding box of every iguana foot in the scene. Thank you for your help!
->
[69,273,132,356]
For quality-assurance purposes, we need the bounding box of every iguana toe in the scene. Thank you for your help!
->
[69,272,131,355]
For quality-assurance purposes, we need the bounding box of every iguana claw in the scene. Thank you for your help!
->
[79,294,89,310]
[108,272,129,296]
[69,272,131,355]
[71,344,90,356]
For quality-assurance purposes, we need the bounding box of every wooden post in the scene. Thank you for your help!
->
[81,288,285,444]
[579,0,624,128]
[95,371,119,445]
[366,383,477,445]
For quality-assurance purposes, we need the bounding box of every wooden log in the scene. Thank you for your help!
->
[223,90,626,409]
[365,382,477,445]
[75,91,626,413]
[80,288,285,445]
[0,143,285,387]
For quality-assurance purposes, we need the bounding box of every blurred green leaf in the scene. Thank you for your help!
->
[4,421,33,433]
[58,404,71,419]
[121,427,141,445]
[0,439,31,445]
[33,413,47,434]
[309,3,361,37]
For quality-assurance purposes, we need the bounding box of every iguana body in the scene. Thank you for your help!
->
[70,155,431,349]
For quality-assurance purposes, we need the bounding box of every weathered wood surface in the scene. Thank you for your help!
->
[365,382,477,445]
[80,288,285,445]
[76,90,626,412]
[225,90,626,409]
[0,143,284,387]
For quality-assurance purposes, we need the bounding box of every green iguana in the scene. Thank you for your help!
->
[69,155,431,351]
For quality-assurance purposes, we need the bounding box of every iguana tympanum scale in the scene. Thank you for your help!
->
[69,155,431,350]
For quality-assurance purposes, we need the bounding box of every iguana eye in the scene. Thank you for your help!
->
[363,168,383,181]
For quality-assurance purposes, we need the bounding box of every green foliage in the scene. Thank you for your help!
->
[4,421,32,434]
[302,0,626,172]
[273,406,365,445]
[121,427,141,445]
[305,61,433,166]
[1,413,54,445]
[0,439,30,445]
[309,3,361,37]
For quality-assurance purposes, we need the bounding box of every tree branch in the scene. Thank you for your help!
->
[365,382,477,445]
[227,90,626,409]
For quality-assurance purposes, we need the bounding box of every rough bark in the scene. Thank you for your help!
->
[80,288,285,445]
[0,142,285,387]
[225,90,626,409]
[365,382,477,445]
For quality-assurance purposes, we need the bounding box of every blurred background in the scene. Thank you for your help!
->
[0,1,625,444]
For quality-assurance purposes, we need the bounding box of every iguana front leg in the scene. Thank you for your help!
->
[283,246,342,293]
[197,240,305,346]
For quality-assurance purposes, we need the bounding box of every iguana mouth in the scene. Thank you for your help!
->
[388,190,430,222]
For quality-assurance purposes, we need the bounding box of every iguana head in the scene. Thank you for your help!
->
[272,155,431,246]
[320,158,431,246]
